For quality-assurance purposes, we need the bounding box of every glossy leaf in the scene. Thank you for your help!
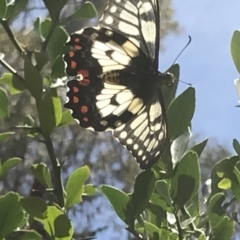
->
[0,132,14,142]
[129,170,155,220]
[233,139,240,157]
[71,2,97,19]
[83,184,98,196]
[58,110,73,127]
[231,30,240,74]
[5,0,28,19]
[40,19,68,64]
[36,206,73,239]
[38,88,62,136]
[208,193,234,240]
[20,197,47,219]
[0,0,7,19]
[155,180,172,206]
[191,138,208,157]
[30,163,52,188]
[19,230,42,240]
[24,58,43,101]
[168,87,195,140]
[171,151,200,210]
[0,192,24,238]
[101,185,129,223]
[0,73,25,94]
[0,87,8,118]
[0,157,21,177]
[65,166,90,208]
[42,0,67,20]
[171,127,191,166]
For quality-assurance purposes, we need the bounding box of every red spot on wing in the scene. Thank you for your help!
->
[69,51,74,57]
[77,70,89,77]
[79,79,90,86]
[71,61,77,69]
[81,105,88,113]
[83,117,88,122]
[73,87,79,93]
[74,38,80,43]
[73,96,79,103]
[74,45,82,50]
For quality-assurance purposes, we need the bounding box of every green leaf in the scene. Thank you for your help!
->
[0,157,21,177]
[51,55,66,78]
[83,184,98,196]
[0,0,7,19]
[208,193,234,240]
[40,19,68,64]
[150,193,173,213]
[20,197,47,219]
[38,88,62,136]
[0,132,14,142]
[0,87,8,118]
[155,180,172,206]
[19,230,42,240]
[167,87,195,140]
[129,170,156,221]
[58,110,73,127]
[5,0,28,19]
[171,151,200,210]
[24,58,43,101]
[101,185,129,223]
[218,178,231,190]
[0,192,24,238]
[65,166,90,208]
[143,221,160,237]
[34,51,48,71]
[42,0,67,20]
[71,2,97,19]
[231,30,240,74]
[30,163,52,188]
[20,230,42,240]
[0,73,25,94]
[233,139,240,157]
[35,206,73,239]
[191,138,208,157]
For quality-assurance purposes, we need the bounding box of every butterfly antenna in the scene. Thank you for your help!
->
[172,36,192,65]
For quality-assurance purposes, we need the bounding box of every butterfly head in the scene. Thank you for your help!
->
[157,72,175,88]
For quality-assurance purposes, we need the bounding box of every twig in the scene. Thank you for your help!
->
[44,135,65,208]
[41,17,59,52]
[174,208,184,240]
[0,19,26,56]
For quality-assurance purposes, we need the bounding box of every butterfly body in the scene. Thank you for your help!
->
[64,0,174,169]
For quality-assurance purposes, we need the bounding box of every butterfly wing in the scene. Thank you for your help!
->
[100,0,160,67]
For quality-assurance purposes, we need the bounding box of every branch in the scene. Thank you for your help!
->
[0,19,26,56]
[44,135,65,208]
[41,17,59,52]
[0,58,25,84]
[174,208,184,240]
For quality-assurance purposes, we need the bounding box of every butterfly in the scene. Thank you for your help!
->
[63,0,174,169]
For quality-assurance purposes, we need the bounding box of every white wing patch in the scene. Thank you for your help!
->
[114,100,167,169]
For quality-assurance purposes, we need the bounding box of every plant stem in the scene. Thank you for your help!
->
[0,19,26,56]
[0,58,25,82]
[44,135,65,208]
[174,209,183,240]
[41,17,59,52]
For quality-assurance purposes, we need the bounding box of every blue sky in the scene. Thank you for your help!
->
[160,0,240,151]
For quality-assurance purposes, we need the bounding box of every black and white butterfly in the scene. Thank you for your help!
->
[64,0,174,169]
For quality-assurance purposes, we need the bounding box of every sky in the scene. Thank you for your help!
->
[160,0,240,151]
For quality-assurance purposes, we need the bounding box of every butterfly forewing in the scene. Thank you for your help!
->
[100,0,159,64]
